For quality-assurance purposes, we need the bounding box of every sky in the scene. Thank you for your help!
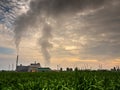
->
[0,0,120,70]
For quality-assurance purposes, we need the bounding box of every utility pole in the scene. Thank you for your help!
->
[8,64,10,71]
[12,64,14,71]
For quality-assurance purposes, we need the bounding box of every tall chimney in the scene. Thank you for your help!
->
[16,55,18,71]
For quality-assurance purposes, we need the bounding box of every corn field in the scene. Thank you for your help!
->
[0,71,120,90]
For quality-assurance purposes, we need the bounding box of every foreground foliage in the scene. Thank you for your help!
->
[0,71,120,90]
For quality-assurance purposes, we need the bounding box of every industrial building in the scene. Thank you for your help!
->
[16,62,41,72]
[16,65,29,72]
[16,55,51,72]
[38,67,51,72]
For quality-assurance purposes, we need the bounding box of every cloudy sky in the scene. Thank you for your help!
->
[0,0,120,70]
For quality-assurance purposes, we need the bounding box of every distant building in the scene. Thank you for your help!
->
[16,62,41,72]
[15,55,51,72]
[16,64,29,72]
[38,67,51,72]
[28,62,41,72]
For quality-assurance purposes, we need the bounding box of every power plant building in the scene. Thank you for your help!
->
[16,65,29,72]
[16,55,51,72]
[28,63,41,72]
[16,63,41,72]
[38,67,51,72]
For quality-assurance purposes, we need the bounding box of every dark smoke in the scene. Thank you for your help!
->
[14,0,110,65]
[30,0,107,16]
[14,13,37,54]
[0,0,29,55]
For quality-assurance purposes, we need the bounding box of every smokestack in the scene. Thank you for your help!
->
[16,55,18,71]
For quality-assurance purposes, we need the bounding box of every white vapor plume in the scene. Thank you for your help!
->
[39,22,52,65]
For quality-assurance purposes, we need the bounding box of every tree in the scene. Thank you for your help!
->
[74,67,78,71]
[60,68,63,71]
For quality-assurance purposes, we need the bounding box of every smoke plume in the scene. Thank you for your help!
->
[39,23,52,65]
[14,0,109,65]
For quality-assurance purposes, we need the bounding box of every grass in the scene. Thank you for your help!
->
[0,71,120,90]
